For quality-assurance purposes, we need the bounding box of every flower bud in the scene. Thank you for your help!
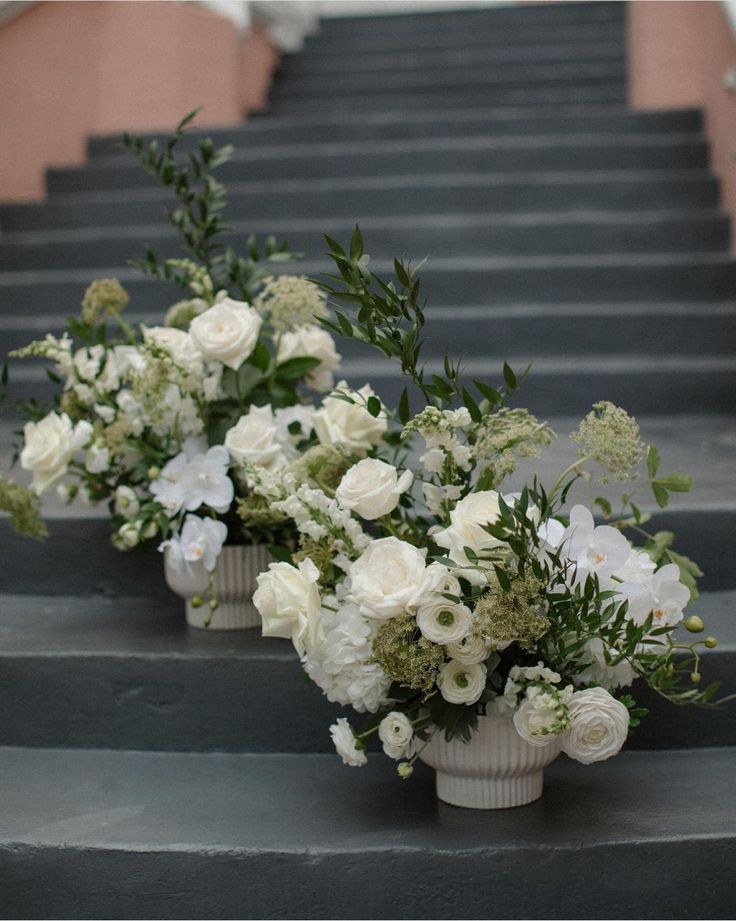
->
[191,596,204,608]
[690,671,701,684]
[147,466,161,480]
[397,762,414,780]
[208,599,218,611]
[683,615,705,633]
[704,636,718,649]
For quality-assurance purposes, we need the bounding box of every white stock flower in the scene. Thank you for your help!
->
[276,324,341,392]
[85,440,110,474]
[347,537,446,621]
[114,485,140,519]
[116,520,143,549]
[189,298,262,370]
[416,598,471,645]
[561,505,630,588]
[20,413,92,495]
[302,599,389,712]
[437,659,487,705]
[224,405,286,470]
[330,718,367,767]
[572,637,635,690]
[143,325,204,375]
[335,458,413,520]
[513,692,565,747]
[150,443,234,515]
[313,381,387,454]
[621,563,690,630]
[433,490,507,584]
[445,634,490,665]
[378,712,415,760]
[560,687,630,764]
[253,558,322,656]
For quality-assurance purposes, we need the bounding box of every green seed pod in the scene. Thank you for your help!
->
[209,599,218,611]
[690,671,701,684]
[683,615,705,633]
[704,636,718,649]
[190,596,203,608]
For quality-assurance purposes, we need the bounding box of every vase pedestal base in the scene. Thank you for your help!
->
[435,767,545,810]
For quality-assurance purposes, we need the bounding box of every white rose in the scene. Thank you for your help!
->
[114,485,140,519]
[253,558,322,656]
[378,712,415,760]
[347,537,446,621]
[20,412,91,495]
[445,634,489,665]
[433,490,507,584]
[416,599,471,645]
[313,381,387,454]
[276,324,341,392]
[189,298,262,370]
[513,693,563,748]
[330,718,367,767]
[335,458,413,520]
[560,687,630,764]
[437,659,487,705]
[224,405,285,469]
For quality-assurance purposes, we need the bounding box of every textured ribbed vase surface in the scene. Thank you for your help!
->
[182,544,271,631]
[420,711,560,809]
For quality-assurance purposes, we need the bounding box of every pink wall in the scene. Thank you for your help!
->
[628,1,736,252]
[0,2,280,202]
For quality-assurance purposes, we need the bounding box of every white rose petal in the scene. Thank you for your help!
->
[330,718,367,767]
[20,412,82,495]
[560,687,630,765]
[433,490,508,585]
[347,537,446,621]
[253,558,323,656]
[378,712,415,760]
[437,659,487,705]
[313,381,387,454]
[416,599,471,645]
[225,405,286,470]
[276,324,341,392]
[189,298,262,371]
[335,458,413,521]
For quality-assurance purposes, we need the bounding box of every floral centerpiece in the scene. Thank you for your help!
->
[1,114,351,629]
[248,232,721,807]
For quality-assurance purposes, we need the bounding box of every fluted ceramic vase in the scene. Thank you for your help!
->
[164,544,271,630]
[420,711,560,809]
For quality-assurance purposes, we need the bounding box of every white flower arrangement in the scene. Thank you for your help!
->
[247,230,722,780]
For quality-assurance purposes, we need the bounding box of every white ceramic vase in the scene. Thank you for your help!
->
[164,544,272,630]
[419,711,560,809]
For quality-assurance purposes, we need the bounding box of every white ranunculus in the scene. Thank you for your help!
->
[513,693,564,748]
[433,490,507,584]
[560,687,630,764]
[445,634,490,665]
[313,381,387,454]
[276,324,341,392]
[335,458,413,520]
[20,412,91,495]
[114,485,140,519]
[347,537,446,621]
[253,558,322,656]
[189,298,262,370]
[378,712,415,760]
[224,405,286,470]
[330,718,367,767]
[437,659,487,705]
[416,598,471,645]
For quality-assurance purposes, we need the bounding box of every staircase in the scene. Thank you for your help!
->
[0,2,735,917]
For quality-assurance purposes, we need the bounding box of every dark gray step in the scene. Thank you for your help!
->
[2,210,727,271]
[0,590,731,754]
[281,37,624,76]
[267,83,628,114]
[2,170,720,232]
[270,59,626,99]
[280,38,625,78]
[0,745,733,919]
[85,106,704,157]
[5,303,736,362]
[45,135,708,194]
[2,253,736,314]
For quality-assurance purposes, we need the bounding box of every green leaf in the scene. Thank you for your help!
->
[349,225,364,261]
[274,356,321,381]
[646,443,660,479]
[366,395,382,418]
[655,474,693,493]
[249,340,270,373]
[461,387,482,424]
[473,379,502,407]
[594,496,612,517]
[502,361,517,390]
[651,482,669,509]
[398,387,410,425]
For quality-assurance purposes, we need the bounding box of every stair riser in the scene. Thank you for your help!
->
[85,110,704,157]
[267,84,627,113]
[271,62,626,97]
[5,310,735,359]
[2,216,727,271]
[46,143,708,193]
[1,177,719,231]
